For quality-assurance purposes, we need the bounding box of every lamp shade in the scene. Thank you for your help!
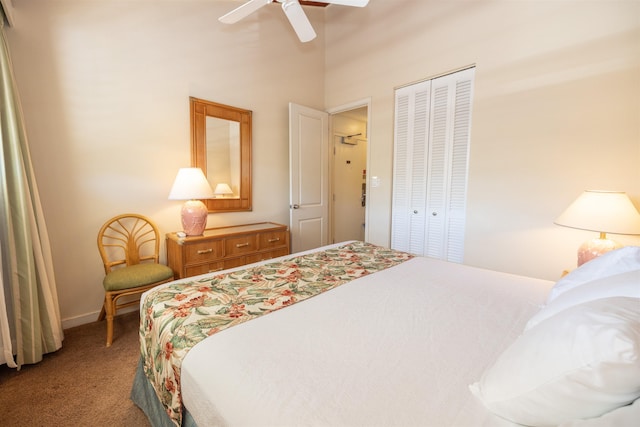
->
[554,190,640,235]
[168,168,215,200]
[214,183,234,196]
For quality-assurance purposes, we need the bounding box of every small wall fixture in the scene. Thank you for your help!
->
[554,190,640,266]
[168,168,215,236]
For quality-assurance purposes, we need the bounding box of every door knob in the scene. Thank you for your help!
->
[291,204,300,209]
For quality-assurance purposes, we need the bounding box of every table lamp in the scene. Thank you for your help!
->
[168,168,215,236]
[554,190,640,266]
[214,183,234,198]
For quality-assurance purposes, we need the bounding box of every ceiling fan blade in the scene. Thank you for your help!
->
[323,0,369,6]
[219,0,273,24]
[281,0,317,42]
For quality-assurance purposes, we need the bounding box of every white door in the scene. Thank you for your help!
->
[289,103,329,253]
[391,81,431,254]
[425,69,475,261]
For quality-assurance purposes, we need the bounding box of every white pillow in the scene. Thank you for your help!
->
[470,297,640,427]
[547,246,640,303]
[525,269,640,330]
[558,398,640,427]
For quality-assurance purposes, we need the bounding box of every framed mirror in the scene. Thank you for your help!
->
[190,97,252,212]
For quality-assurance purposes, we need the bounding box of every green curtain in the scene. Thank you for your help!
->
[0,18,63,368]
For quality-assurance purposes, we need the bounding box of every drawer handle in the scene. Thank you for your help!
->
[197,248,213,254]
[209,267,224,273]
[267,238,280,243]
[235,242,250,248]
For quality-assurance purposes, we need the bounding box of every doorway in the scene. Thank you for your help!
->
[330,106,368,243]
[288,101,369,252]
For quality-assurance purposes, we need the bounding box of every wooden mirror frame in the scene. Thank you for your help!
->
[190,97,252,212]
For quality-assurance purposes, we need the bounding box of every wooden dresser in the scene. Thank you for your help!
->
[166,222,290,279]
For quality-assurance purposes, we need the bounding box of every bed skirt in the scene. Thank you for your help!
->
[130,358,198,427]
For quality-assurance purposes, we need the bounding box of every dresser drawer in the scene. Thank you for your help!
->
[166,222,289,280]
[225,235,258,257]
[185,261,225,277]
[185,240,224,263]
[246,248,290,264]
[223,256,249,270]
[258,230,288,250]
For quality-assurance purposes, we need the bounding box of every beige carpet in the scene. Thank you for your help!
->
[0,311,150,426]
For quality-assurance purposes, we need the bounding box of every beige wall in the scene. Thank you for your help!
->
[5,0,640,327]
[6,0,325,326]
[324,0,640,279]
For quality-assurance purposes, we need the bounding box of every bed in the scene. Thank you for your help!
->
[131,241,640,427]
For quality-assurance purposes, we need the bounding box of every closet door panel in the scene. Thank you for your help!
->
[408,87,430,254]
[445,70,475,262]
[425,83,450,258]
[391,82,430,254]
[391,90,411,252]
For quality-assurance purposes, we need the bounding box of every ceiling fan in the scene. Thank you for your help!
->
[219,0,370,43]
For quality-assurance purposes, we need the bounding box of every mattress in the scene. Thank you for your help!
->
[177,251,554,426]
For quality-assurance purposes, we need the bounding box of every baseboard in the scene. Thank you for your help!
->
[61,305,139,330]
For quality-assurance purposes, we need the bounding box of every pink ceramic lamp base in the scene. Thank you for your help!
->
[577,235,622,266]
[181,200,208,236]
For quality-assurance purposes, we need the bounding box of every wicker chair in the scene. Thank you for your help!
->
[97,213,174,347]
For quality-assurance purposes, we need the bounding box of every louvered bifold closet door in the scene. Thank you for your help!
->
[425,68,475,262]
[391,67,474,262]
[391,81,431,254]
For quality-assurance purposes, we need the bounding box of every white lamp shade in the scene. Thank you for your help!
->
[554,190,640,235]
[168,168,215,200]
[214,183,234,195]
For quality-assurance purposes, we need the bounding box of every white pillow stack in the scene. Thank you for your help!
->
[470,246,640,427]
[546,246,640,302]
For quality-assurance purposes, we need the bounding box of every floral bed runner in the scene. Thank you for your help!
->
[139,241,413,426]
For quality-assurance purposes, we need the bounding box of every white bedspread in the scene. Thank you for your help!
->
[179,254,554,427]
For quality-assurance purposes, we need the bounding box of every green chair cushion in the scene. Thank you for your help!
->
[103,263,174,292]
